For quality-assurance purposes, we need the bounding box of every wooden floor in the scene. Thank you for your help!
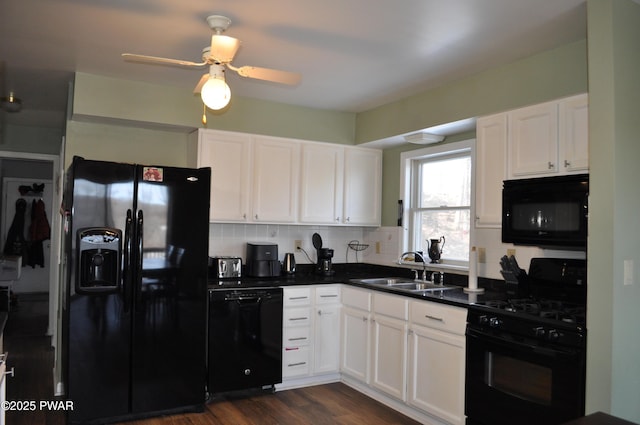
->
[5,294,419,425]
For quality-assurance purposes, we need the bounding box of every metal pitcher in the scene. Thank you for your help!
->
[427,236,445,263]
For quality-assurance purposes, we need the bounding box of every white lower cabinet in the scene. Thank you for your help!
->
[314,287,341,374]
[371,292,409,401]
[341,286,372,383]
[281,285,467,425]
[279,285,341,388]
[408,301,467,425]
[339,286,467,425]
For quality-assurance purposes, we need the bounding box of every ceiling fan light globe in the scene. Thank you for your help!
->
[201,77,231,110]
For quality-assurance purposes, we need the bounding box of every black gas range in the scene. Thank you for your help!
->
[465,258,587,425]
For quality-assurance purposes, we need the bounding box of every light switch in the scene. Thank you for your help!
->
[624,259,634,286]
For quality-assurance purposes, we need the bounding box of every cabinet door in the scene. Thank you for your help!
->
[407,325,466,425]
[341,306,370,383]
[559,94,589,173]
[343,147,382,226]
[314,304,341,374]
[252,137,300,222]
[475,113,507,227]
[509,101,559,178]
[299,143,344,224]
[371,314,407,401]
[198,131,252,222]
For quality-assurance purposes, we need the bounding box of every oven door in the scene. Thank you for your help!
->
[465,327,585,425]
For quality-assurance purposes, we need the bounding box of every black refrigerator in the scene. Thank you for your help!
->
[62,157,211,424]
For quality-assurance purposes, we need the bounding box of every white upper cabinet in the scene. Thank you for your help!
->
[508,94,589,179]
[475,94,589,227]
[252,136,300,223]
[190,129,381,226]
[475,113,508,228]
[189,129,252,222]
[509,100,559,178]
[343,147,382,226]
[559,94,589,173]
[299,143,344,224]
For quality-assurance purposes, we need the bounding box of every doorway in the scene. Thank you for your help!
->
[0,152,61,339]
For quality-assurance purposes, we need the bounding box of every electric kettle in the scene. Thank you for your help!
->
[283,252,296,274]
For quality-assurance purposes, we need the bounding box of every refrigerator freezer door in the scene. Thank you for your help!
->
[66,158,135,423]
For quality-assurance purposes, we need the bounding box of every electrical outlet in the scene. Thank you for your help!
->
[507,248,516,257]
[295,240,303,251]
[477,247,486,263]
[375,241,381,254]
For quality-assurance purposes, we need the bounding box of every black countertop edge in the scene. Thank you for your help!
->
[208,263,507,308]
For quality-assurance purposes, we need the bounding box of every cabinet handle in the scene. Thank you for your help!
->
[320,294,338,298]
[425,315,444,322]
[288,337,307,341]
[318,310,322,316]
[288,362,307,367]
[289,296,309,300]
[548,161,555,169]
[289,317,308,321]
[243,213,246,219]
[345,217,351,222]
[362,316,368,322]
[255,214,259,220]
[335,217,340,222]
[564,159,571,168]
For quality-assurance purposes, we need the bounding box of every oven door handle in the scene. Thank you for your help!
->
[466,327,581,359]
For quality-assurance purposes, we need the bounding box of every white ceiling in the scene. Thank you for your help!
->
[1,0,586,131]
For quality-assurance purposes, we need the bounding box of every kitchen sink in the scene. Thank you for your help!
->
[352,277,459,292]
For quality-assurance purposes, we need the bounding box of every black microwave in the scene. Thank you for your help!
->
[502,174,588,247]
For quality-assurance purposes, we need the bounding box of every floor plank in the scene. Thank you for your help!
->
[4,294,420,425]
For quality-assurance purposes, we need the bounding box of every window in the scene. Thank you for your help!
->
[401,140,473,265]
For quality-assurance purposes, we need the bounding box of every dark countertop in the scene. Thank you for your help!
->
[208,263,506,309]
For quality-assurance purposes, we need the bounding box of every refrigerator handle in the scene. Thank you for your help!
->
[123,209,134,312]
[135,209,144,308]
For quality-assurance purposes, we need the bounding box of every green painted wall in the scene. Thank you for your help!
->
[356,39,588,144]
[377,40,588,226]
[71,73,356,145]
[587,0,640,421]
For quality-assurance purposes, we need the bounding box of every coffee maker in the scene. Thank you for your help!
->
[317,248,334,276]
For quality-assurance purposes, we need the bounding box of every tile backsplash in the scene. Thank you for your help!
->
[208,223,395,265]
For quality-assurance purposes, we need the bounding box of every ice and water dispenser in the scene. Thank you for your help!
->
[76,228,122,294]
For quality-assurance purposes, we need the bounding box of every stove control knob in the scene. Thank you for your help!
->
[533,327,546,337]
[478,315,488,325]
[547,329,560,341]
[489,317,502,328]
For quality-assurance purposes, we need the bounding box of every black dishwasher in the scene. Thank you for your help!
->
[207,287,283,394]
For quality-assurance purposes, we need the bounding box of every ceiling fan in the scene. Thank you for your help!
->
[122,15,301,111]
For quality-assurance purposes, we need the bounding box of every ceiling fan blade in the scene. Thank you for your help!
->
[122,53,207,68]
[209,35,241,63]
[231,65,301,85]
[193,74,209,94]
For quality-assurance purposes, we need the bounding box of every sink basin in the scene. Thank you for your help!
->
[353,277,458,292]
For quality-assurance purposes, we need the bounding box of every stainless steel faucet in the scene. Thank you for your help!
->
[399,251,428,281]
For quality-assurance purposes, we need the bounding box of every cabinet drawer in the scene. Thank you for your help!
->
[342,286,371,311]
[373,292,408,320]
[410,301,467,335]
[315,285,341,304]
[283,287,312,307]
[283,326,311,348]
[283,346,311,377]
[283,307,311,327]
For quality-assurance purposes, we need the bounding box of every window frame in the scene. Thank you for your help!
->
[399,139,475,268]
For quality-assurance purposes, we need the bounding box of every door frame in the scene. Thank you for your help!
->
[0,150,61,339]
